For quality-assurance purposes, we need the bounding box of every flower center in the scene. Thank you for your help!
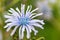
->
[18,17,30,25]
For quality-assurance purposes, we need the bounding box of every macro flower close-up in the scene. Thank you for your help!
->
[0,0,60,40]
[4,4,44,39]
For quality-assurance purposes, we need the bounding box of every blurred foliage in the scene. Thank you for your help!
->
[0,0,60,40]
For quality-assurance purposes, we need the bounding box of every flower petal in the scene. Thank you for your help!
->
[4,23,13,28]
[26,5,30,12]
[10,26,19,36]
[5,19,15,23]
[29,19,45,25]
[25,11,31,18]
[31,13,43,19]
[4,15,11,19]
[19,26,22,39]
[31,23,44,29]
[20,25,26,39]
[9,8,20,17]
[25,5,32,17]
[31,26,38,35]
[28,5,32,12]
[31,8,39,13]
[21,4,25,17]
[22,25,26,32]
[16,7,20,13]
[26,26,30,39]
[5,17,18,23]
[29,13,36,18]
[6,23,16,32]
[26,25,32,32]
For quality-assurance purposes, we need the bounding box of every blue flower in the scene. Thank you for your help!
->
[37,1,52,19]
[4,4,44,39]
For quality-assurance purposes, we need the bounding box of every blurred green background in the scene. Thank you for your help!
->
[0,0,60,40]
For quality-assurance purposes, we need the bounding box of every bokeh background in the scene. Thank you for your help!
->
[0,0,60,40]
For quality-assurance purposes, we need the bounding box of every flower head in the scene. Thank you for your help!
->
[4,4,44,39]
[36,0,52,19]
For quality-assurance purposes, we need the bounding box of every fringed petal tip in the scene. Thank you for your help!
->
[34,30,38,35]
